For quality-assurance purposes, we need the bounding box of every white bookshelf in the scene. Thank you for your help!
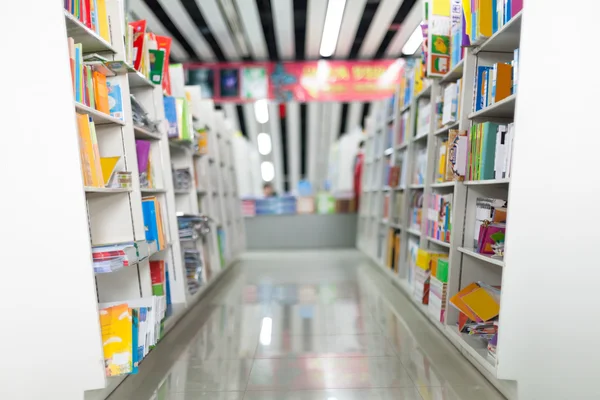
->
[357,13,522,400]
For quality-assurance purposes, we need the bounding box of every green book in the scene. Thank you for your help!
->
[436,258,449,283]
[149,49,165,85]
[480,122,499,180]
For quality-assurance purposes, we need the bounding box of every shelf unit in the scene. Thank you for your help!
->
[357,12,522,400]
[5,3,245,399]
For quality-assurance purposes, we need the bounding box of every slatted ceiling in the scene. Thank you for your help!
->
[194,0,241,60]
[155,0,216,61]
[304,0,328,60]
[293,0,308,60]
[385,0,423,57]
[279,111,290,191]
[268,103,285,194]
[334,0,368,58]
[316,102,333,187]
[339,102,350,137]
[358,0,405,58]
[179,0,227,61]
[235,0,270,60]
[375,0,418,57]
[236,105,248,137]
[286,102,301,192]
[348,1,381,58]
[271,0,295,60]
[347,101,363,133]
[299,103,308,176]
[328,102,343,144]
[130,0,190,60]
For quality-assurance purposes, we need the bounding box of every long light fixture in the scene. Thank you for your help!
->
[255,99,269,124]
[261,161,275,182]
[319,0,347,57]
[402,24,424,55]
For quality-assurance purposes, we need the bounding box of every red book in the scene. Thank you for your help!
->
[155,36,172,95]
[150,261,165,285]
[84,0,93,29]
[129,20,147,71]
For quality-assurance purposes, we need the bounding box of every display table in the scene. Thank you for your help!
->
[244,213,358,250]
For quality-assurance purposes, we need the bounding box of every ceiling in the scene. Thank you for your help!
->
[128,0,421,192]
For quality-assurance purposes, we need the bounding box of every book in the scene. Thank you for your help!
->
[99,304,133,376]
[148,49,165,84]
[100,156,124,188]
[106,81,124,120]
[445,129,468,181]
[130,20,147,71]
[473,197,507,248]
[475,66,493,111]
[491,63,512,103]
[164,96,178,138]
[150,261,165,296]
[479,122,499,180]
[92,242,139,273]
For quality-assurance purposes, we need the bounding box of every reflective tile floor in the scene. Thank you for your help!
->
[108,250,505,400]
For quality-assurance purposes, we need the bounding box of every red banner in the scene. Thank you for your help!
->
[183,60,402,103]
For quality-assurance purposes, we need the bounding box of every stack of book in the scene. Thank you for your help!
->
[64,0,111,44]
[92,242,140,273]
[164,95,194,141]
[467,122,515,181]
[414,249,448,305]
[428,258,449,323]
[386,228,402,272]
[68,37,112,111]
[450,281,501,358]
[150,261,166,296]
[426,193,453,243]
[473,197,507,257]
[464,0,523,46]
[173,168,193,191]
[392,192,405,226]
[142,197,168,251]
[98,296,167,377]
[184,249,204,294]
[436,80,462,128]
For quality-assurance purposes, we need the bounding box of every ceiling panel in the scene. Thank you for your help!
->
[268,103,284,193]
[194,0,240,60]
[156,0,216,61]
[234,0,269,59]
[385,0,424,57]
[358,0,404,58]
[334,0,368,58]
[271,0,295,59]
[306,102,321,184]
[305,0,328,60]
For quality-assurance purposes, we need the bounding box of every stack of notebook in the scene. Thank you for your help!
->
[92,242,139,273]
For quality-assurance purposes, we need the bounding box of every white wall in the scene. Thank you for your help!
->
[497,1,600,398]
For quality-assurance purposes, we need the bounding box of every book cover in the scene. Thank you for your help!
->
[68,38,76,95]
[475,66,492,111]
[164,96,178,138]
[155,36,173,95]
[106,81,124,120]
[150,261,165,296]
[131,308,139,374]
[76,114,94,186]
[511,0,522,17]
[476,0,493,39]
[88,117,105,187]
[148,49,165,84]
[130,20,147,71]
[135,140,151,177]
[74,44,83,103]
[493,63,512,102]
[93,71,110,114]
[100,304,133,376]
[446,129,468,181]
[142,197,160,244]
[480,122,499,180]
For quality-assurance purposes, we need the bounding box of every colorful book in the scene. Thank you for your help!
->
[100,304,133,376]
[93,71,110,114]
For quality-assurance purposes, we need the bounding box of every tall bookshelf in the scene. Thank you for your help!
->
[1,2,244,398]
[357,12,522,400]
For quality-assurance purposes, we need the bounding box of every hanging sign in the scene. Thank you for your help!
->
[183,59,402,103]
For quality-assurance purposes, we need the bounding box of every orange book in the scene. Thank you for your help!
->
[493,63,513,103]
[449,282,480,321]
[154,199,166,250]
[93,71,110,114]
[76,114,95,186]
[89,119,105,187]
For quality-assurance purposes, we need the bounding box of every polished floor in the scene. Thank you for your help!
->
[108,250,505,400]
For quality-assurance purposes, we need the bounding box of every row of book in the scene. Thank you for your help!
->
[410,191,424,231]
[99,295,167,376]
[76,114,129,188]
[435,79,463,129]
[164,96,194,141]
[64,0,111,43]
[474,52,518,112]
[464,0,523,46]
[426,193,453,243]
[450,281,500,360]
[399,58,427,108]
[437,126,514,183]
[383,159,403,188]
[413,147,427,185]
[68,38,111,113]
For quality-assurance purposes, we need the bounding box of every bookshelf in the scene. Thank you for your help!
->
[357,8,522,399]
[1,2,244,398]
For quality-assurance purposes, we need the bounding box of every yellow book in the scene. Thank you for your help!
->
[100,156,120,185]
[462,0,473,42]
[462,287,500,321]
[89,119,105,187]
[393,233,401,272]
[476,0,493,39]
[432,0,451,16]
[413,59,424,96]
[416,249,448,271]
[438,141,448,182]
[76,114,94,186]
[96,0,111,44]
[100,304,133,376]
[155,199,166,250]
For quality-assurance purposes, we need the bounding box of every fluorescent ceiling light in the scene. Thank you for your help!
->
[261,161,275,182]
[402,24,424,55]
[257,133,272,155]
[255,99,269,124]
[319,0,347,57]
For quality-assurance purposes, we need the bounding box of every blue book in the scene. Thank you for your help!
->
[142,199,160,244]
[475,66,493,111]
[492,0,498,33]
[504,0,512,25]
[163,96,178,138]
[75,45,81,103]
[107,82,124,120]
[480,122,499,180]
[131,308,139,374]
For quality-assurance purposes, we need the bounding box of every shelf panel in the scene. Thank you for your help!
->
[440,59,464,83]
[458,247,505,267]
[141,188,167,194]
[390,222,403,230]
[134,126,162,140]
[469,94,516,120]
[396,142,408,150]
[409,184,425,189]
[416,85,432,100]
[475,11,522,54]
[383,147,394,156]
[430,181,456,188]
[408,227,421,236]
[84,187,131,196]
[128,69,157,89]
[447,327,497,376]
[427,236,451,248]
[174,189,191,194]
[434,121,460,136]
[413,132,428,142]
[464,178,510,186]
[75,102,125,126]
[64,11,116,54]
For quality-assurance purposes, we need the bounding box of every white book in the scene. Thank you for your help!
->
[494,125,508,179]
[505,123,515,177]
[442,84,457,125]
